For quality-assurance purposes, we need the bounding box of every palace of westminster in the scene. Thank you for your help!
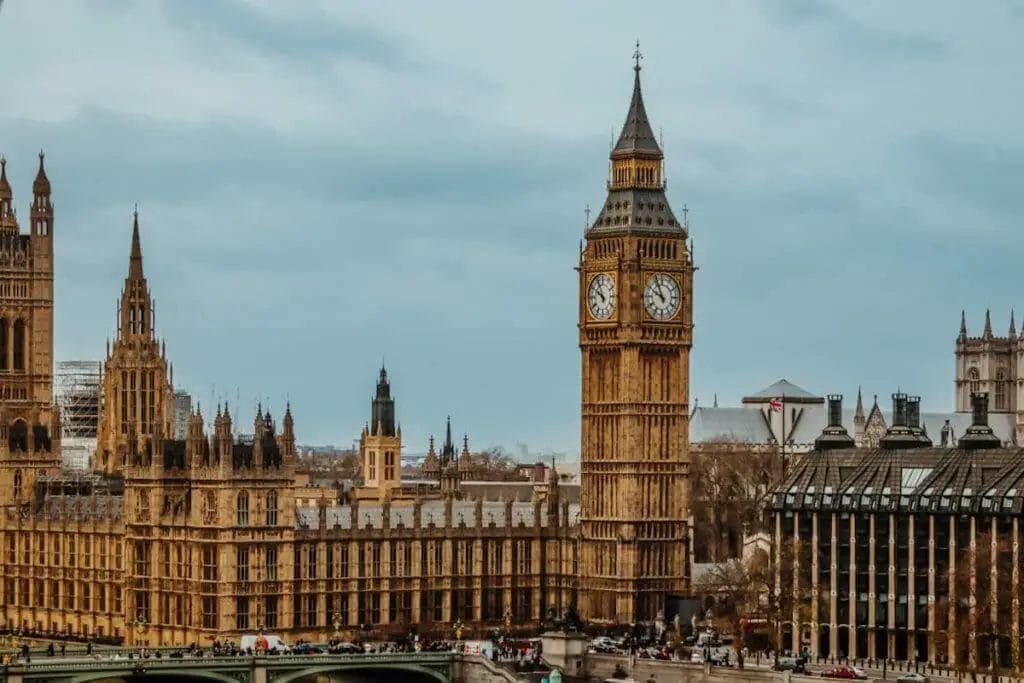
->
[0,58,696,646]
[6,50,1022,672]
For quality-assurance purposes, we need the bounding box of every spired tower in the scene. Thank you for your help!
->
[578,52,694,623]
[96,210,173,476]
[0,153,60,505]
[355,365,402,500]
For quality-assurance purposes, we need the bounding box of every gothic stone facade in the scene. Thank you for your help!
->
[0,155,60,506]
[0,59,691,645]
[956,310,1024,443]
[578,57,693,623]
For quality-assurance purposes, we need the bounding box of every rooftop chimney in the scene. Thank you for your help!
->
[959,392,1001,449]
[814,394,855,451]
[906,396,932,445]
[880,391,927,449]
[892,393,908,427]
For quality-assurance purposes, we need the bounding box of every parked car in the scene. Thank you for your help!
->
[292,643,323,655]
[773,656,806,673]
[822,666,865,679]
[897,674,930,683]
[328,642,363,655]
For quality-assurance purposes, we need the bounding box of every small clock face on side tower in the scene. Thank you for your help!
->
[644,273,681,320]
[587,273,616,320]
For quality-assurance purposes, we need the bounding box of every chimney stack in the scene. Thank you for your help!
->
[959,392,1001,449]
[814,394,855,451]
[906,396,932,445]
[881,391,928,449]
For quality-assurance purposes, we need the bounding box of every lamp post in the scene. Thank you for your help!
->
[454,619,465,651]
[332,612,343,642]
[132,611,148,649]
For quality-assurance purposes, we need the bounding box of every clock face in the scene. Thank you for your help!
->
[587,273,616,320]
[644,273,681,320]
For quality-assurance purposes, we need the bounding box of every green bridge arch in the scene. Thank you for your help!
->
[272,662,448,683]
[64,671,241,683]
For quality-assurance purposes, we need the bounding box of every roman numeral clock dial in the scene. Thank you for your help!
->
[587,273,616,320]
[644,273,681,320]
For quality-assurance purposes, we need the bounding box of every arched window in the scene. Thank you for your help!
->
[203,492,216,524]
[13,470,22,500]
[12,320,25,371]
[236,491,249,527]
[8,420,27,453]
[996,368,1008,410]
[266,491,278,526]
[968,367,981,396]
[368,451,377,481]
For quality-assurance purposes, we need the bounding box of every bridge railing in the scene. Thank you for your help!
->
[5,650,457,674]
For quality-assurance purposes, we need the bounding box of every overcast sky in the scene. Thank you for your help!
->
[1,1,1022,454]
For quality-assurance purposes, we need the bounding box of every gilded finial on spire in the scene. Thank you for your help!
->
[633,39,642,72]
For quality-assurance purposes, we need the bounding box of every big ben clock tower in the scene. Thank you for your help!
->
[578,49,693,623]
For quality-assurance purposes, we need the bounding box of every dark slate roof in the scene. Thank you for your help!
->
[772,446,1024,514]
[587,188,685,237]
[744,379,820,402]
[690,407,771,443]
[613,67,662,158]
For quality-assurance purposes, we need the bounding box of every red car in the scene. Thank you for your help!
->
[822,667,865,679]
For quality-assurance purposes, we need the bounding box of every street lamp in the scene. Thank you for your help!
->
[332,612,343,641]
[453,619,465,648]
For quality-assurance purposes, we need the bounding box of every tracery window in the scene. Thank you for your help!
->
[203,491,216,524]
[236,491,249,527]
[995,368,1007,410]
[266,491,278,526]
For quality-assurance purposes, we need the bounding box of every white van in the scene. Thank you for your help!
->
[239,634,288,653]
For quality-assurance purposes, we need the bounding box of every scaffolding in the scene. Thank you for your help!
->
[55,360,102,438]
[55,360,102,470]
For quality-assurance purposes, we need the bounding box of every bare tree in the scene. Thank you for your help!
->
[690,440,779,562]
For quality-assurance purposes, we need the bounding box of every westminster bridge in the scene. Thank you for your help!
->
[0,652,519,683]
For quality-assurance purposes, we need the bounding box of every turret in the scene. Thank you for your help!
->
[458,434,473,474]
[371,364,396,436]
[31,151,52,239]
[0,157,14,225]
[422,435,440,479]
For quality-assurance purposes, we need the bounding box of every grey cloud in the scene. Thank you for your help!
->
[901,133,1024,226]
[764,0,947,60]
[159,0,410,68]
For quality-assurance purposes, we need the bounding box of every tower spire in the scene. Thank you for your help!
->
[129,205,144,281]
[612,43,661,158]
[960,310,967,338]
[33,150,51,197]
[0,157,11,200]
[984,308,993,338]
[1010,309,1016,337]
[855,386,865,419]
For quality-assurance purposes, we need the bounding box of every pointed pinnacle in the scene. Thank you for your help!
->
[984,308,993,337]
[960,310,967,336]
[128,206,144,280]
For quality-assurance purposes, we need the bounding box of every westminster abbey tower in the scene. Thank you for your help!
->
[578,53,694,623]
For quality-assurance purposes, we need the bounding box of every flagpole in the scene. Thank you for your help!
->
[781,392,787,478]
